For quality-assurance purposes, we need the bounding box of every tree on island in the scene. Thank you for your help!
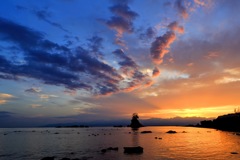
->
[130,113,143,128]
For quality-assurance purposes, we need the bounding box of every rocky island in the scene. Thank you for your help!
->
[129,113,143,129]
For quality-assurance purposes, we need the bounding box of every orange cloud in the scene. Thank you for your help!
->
[175,0,189,19]
[152,67,160,77]
[150,31,176,64]
[0,100,7,105]
[0,93,14,105]
[168,21,184,34]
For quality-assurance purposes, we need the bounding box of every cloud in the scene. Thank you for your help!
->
[87,36,104,59]
[139,27,157,40]
[167,21,184,34]
[0,17,155,96]
[16,5,69,32]
[109,4,138,20]
[39,94,58,99]
[0,100,7,105]
[0,17,123,95]
[152,67,160,77]
[150,31,176,64]
[0,93,14,105]
[150,20,185,65]
[25,87,41,93]
[31,104,43,108]
[0,111,13,118]
[194,0,206,6]
[103,2,138,46]
[0,93,14,99]
[175,0,188,19]
[64,90,77,96]
[112,49,152,93]
[112,49,137,69]
[215,77,240,84]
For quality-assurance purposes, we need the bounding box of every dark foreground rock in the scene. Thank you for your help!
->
[129,113,143,128]
[101,147,118,153]
[166,130,177,134]
[124,146,143,154]
[141,131,152,134]
[41,157,55,160]
[61,158,71,160]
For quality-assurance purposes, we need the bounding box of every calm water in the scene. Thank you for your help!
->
[0,126,239,160]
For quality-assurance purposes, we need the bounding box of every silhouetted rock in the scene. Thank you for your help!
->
[41,157,55,160]
[101,147,118,153]
[124,146,143,154]
[200,120,213,128]
[141,131,152,134]
[230,152,238,154]
[166,130,177,134]
[129,113,143,129]
[107,147,118,151]
[199,113,240,132]
[101,149,107,153]
[113,125,123,127]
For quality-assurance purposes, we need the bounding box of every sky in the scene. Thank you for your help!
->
[1,0,240,127]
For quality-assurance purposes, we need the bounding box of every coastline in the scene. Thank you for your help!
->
[193,113,240,132]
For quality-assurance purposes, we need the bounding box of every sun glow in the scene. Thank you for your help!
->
[148,106,237,118]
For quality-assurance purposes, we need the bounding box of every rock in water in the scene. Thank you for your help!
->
[166,130,177,134]
[124,146,143,154]
[129,113,143,128]
[41,157,55,160]
[141,131,152,134]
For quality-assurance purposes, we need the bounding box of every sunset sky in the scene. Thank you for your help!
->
[1,0,240,127]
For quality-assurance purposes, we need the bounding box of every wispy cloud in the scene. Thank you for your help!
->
[175,0,188,19]
[150,31,176,64]
[102,1,138,47]
[31,104,43,108]
[0,93,14,105]
[25,87,42,93]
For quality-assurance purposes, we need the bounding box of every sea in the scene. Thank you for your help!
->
[0,126,239,160]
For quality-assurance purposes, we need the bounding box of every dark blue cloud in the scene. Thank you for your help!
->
[139,27,157,40]
[112,49,137,68]
[175,0,188,19]
[102,1,139,46]
[109,4,138,20]
[112,49,152,91]
[0,18,43,49]
[0,17,125,95]
[0,111,13,118]
[0,15,153,96]
[34,9,69,32]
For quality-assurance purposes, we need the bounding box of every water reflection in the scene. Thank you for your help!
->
[0,127,239,160]
[131,128,139,146]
